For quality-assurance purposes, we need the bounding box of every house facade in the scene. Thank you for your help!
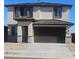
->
[5,2,73,43]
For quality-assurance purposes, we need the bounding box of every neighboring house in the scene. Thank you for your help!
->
[5,2,73,43]
[4,26,8,42]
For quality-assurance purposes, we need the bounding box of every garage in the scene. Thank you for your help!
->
[34,27,66,43]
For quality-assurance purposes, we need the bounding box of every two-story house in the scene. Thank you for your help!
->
[5,2,73,43]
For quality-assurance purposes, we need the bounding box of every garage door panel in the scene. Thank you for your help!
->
[34,36,57,43]
[34,27,65,43]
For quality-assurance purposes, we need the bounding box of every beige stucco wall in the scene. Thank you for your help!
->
[33,7,53,20]
[33,7,40,20]
[40,7,53,19]
[8,7,17,24]
[33,6,70,21]
[62,7,70,21]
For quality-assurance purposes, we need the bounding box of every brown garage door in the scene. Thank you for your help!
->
[34,27,65,43]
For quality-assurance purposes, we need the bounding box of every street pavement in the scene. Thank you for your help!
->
[5,57,58,59]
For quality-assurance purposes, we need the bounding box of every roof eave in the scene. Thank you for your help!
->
[4,3,72,7]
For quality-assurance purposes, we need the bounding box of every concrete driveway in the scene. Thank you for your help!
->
[4,43,75,59]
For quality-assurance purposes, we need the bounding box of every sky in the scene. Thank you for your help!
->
[4,0,75,33]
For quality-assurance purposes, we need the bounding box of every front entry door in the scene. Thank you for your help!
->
[22,26,28,43]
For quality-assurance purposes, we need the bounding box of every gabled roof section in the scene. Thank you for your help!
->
[5,2,72,7]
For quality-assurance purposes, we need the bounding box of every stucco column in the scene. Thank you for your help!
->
[65,26,72,43]
[17,26,22,43]
[28,22,34,43]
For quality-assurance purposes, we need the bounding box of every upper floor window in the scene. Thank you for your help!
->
[20,7,27,16]
[15,7,19,17]
[14,7,33,17]
[53,7,62,18]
